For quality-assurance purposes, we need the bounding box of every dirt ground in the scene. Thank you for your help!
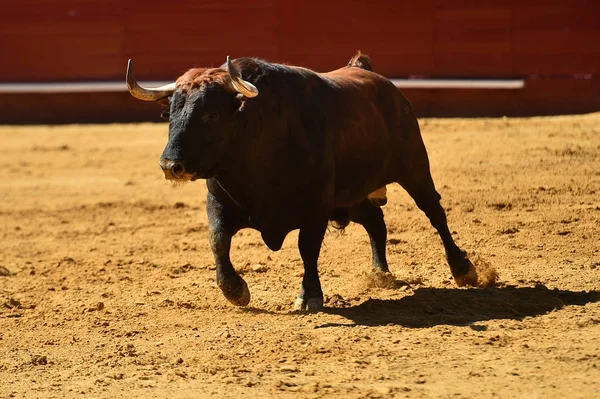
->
[1,113,599,398]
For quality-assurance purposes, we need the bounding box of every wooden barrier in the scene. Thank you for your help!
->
[1,0,598,122]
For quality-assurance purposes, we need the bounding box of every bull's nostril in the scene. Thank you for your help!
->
[171,162,185,177]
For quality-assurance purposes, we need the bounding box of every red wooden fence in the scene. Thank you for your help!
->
[1,0,598,123]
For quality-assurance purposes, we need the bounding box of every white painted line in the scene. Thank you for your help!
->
[0,79,525,93]
[391,79,525,89]
[0,81,171,94]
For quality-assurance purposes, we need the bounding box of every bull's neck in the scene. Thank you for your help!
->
[211,133,267,212]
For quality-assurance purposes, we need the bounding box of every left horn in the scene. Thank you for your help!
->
[126,59,176,102]
[226,56,259,98]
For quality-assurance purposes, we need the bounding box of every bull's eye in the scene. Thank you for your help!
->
[203,112,219,123]
[160,111,170,120]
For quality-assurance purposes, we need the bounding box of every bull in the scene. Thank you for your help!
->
[126,53,477,311]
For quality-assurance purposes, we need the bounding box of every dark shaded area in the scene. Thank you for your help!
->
[320,285,600,328]
[0,92,165,125]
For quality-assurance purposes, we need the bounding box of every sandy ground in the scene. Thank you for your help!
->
[1,113,599,398]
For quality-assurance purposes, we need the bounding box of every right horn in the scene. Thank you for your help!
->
[126,59,176,102]
[226,56,259,98]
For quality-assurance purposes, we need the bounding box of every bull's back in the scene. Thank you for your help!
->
[319,68,417,206]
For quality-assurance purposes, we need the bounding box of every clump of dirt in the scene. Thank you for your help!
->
[362,269,410,289]
[470,254,499,288]
[324,293,351,307]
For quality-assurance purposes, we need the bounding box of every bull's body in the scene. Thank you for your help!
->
[205,59,417,250]
[126,54,477,310]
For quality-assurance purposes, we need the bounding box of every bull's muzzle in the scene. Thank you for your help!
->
[159,159,194,181]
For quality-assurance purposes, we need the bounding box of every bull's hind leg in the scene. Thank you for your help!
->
[207,192,251,306]
[349,199,389,272]
[400,178,477,287]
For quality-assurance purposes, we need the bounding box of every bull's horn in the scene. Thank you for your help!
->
[226,56,259,98]
[126,59,176,101]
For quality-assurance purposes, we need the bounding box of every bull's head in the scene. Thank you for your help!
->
[126,56,259,181]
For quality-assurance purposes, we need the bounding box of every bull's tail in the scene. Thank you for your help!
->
[347,51,372,71]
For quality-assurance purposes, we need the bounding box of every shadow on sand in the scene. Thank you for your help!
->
[319,285,600,328]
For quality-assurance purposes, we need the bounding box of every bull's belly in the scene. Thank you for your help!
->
[332,164,394,207]
[331,139,395,207]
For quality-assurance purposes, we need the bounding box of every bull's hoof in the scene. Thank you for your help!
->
[293,296,324,312]
[454,262,478,287]
[218,277,251,306]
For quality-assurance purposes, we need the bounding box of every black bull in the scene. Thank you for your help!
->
[126,53,478,311]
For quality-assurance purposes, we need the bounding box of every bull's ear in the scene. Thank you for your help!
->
[233,93,246,112]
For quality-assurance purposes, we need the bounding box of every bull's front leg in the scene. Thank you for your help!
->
[207,192,250,306]
[294,218,328,311]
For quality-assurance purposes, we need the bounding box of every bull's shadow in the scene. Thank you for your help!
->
[320,285,600,328]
